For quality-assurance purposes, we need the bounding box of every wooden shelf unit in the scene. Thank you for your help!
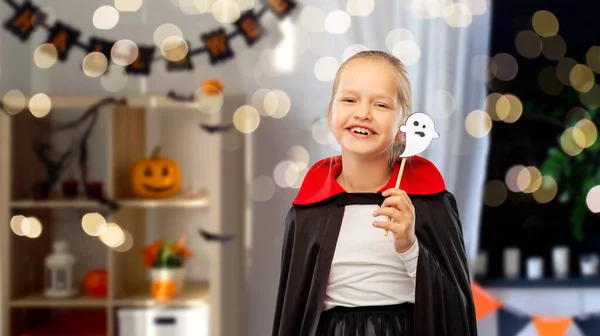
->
[0,95,247,336]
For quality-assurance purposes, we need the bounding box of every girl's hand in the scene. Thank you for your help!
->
[372,188,416,254]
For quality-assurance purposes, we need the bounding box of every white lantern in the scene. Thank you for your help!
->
[44,241,77,298]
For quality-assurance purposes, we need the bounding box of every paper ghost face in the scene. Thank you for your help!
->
[399,112,439,158]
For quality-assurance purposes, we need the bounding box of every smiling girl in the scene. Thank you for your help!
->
[272,50,477,336]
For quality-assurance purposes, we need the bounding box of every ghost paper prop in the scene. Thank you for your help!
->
[383,112,439,236]
[399,112,439,158]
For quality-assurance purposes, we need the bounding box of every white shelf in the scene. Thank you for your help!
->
[11,292,107,308]
[1,94,199,110]
[10,196,210,209]
[115,282,209,308]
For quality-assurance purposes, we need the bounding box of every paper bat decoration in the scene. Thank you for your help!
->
[198,229,235,243]
[199,122,234,134]
[166,90,194,102]
[399,112,439,157]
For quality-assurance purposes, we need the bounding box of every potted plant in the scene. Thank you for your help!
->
[141,234,193,301]
[539,110,600,276]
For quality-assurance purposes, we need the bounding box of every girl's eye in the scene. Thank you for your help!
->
[342,98,355,103]
[376,103,389,108]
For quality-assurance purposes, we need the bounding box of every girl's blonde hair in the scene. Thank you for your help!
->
[328,50,412,169]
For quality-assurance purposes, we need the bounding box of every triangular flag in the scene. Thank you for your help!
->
[573,313,600,336]
[471,281,502,320]
[497,306,530,336]
[532,316,572,336]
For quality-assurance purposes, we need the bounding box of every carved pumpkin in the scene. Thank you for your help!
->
[84,269,107,297]
[151,280,176,301]
[131,146,181,199]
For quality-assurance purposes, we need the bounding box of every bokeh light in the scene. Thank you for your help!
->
[484,180,507,207]
[427,89,455,119]
[22,217,43,238]
[458,0,487,15]
[194,84,224,114]
[251,88,270,116]
[392,40,421,66]
[288,146,310,170]
[532,10,559,37]
[161,36,189,62]
[33,44,58,69]
[29,93,52,118]
[325,10,351,34]
[273,160,298,188]
[346,0,375,16]
[505,164,526,193]
[101,65,128,92]
[542,35,566,60]
[565,107,590,126]
[515,30,542,59]
[496,94,523,123]
[82,52,108,77]
[2,89,26,115]
[251,175,276,202]
[485,93,506,121]
[444,3,473,28]
[532,176,558,203]
[569,64,595,93]
[575,118,597,148]
[93,6,119,30]
[586,46,600,74]
[560,127,585,156]
[112,229,134,252]
[586,185,600,213]
[264,90,291,119]
[233,105,260,133]
[521,166,542,193]
[465,110,492,138]
[115,0,143,12]
[314,56,339,81]
[153,24,183,48]
[491,53,518,81]
[111,39,138,66]
[10,215,26,236]
[343,44,369,62]
[82,213,107,236]
[99,223,125,247]
[538,66,563,95]
[579,83,600,111]
[385,28,415,53]
[556,57,577,86]
[212,0,241,23]
[312,118,331,145]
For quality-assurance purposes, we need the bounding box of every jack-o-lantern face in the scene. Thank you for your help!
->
[131,146,181,199]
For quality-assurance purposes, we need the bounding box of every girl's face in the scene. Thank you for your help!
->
[329,58,403,159]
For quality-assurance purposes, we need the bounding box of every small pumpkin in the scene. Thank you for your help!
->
[84,269,107,298]
[201,78,223,96]
[131,146,181,199]
[151,280,176,301]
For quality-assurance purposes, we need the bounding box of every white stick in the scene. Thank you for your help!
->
[384,157,407,236]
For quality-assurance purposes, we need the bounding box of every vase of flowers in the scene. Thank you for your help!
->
[141,235,193,301]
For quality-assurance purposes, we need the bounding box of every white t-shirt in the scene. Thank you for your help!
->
[322,204,419,311]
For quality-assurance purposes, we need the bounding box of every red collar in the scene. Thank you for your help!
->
[292,155,446,205]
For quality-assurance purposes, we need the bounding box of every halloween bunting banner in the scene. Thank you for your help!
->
[2,0,296,74]
[472,281,600,335]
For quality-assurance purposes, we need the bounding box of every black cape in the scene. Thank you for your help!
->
[272,156,477,336]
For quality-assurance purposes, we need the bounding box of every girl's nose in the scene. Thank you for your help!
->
[353,104,372,119]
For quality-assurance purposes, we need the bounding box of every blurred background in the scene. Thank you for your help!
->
[0,0,599,335]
